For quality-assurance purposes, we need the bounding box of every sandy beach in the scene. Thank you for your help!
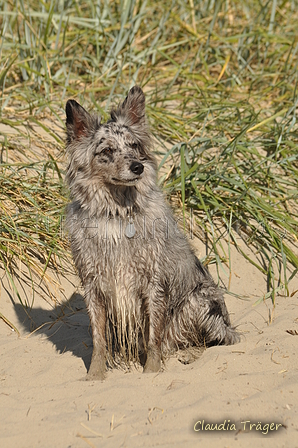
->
[1,236,297,448]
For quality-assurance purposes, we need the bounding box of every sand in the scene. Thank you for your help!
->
[1,235,298,448]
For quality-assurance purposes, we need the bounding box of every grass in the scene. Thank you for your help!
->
[0,0,298,310]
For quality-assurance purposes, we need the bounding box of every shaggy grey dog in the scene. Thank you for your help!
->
[65,86,239,380]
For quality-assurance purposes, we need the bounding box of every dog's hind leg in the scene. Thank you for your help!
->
[192,291,240,346]
[164,287,240,351]
[85,285,107,381]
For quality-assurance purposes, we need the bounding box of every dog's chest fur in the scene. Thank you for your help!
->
[67,199,175,318]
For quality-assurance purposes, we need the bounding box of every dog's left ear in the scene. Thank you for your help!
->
[111,86,146,127]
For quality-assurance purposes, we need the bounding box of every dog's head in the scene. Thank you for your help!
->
[65,86,156,194]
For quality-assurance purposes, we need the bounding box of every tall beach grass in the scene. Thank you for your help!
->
[0,0,298,310]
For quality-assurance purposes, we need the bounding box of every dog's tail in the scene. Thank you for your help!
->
[219,323,241,345]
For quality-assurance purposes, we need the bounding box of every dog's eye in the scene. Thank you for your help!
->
[131,143,138,150]
[103,147,113,154]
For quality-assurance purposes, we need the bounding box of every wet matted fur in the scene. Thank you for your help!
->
[65,86,240,380]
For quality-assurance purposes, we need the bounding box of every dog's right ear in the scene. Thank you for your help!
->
[65,100,91,144]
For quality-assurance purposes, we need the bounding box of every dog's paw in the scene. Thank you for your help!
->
[86,358,107,381]
[86,369,106,381]
[177,346,204,364]
[143,354,161,373]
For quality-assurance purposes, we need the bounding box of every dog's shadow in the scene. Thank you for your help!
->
[14,293,93,371]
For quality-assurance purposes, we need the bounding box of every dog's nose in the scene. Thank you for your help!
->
[130,161,144,175]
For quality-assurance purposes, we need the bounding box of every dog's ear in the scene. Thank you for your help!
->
[65,100,92,143]
[111,86,146,127]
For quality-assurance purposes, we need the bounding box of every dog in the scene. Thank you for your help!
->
[65,86,239,380]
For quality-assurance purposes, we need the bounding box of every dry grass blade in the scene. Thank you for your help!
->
[286,329,298,336]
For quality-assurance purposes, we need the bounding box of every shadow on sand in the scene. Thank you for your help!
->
[13,293,93,371]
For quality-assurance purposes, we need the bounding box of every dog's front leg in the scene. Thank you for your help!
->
[143,291,166,373]
[85,287,107,381]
